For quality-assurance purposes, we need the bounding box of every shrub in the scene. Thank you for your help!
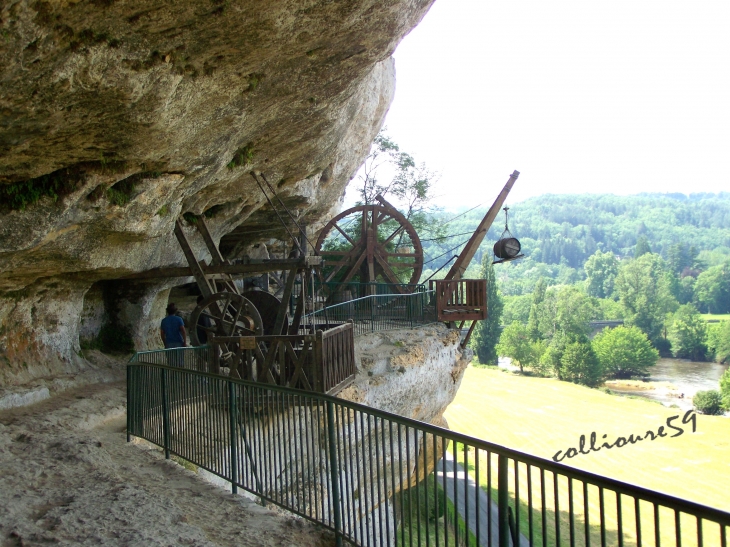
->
[693,390,724,415]
[720,369,730,410]
[592,325,659,378]
[560,340,605,387]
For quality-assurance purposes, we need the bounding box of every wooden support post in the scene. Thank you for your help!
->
[273,266,297,336]
[196,216,239,294]
[174,220,214,298]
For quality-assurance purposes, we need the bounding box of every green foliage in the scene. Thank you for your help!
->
[156,205,170,217]
[584,250,618,298]
[0,167,86,210]
[246,73,264,92]
[719,369,730,409]
[419,193,730,296]
[526,278,546,341]
[497,321,542,372]
[694,262,730,313]
[595,297,624,320]
[668,304,709,361]
[470,257,503,365]
[536,285,596,341]
[592,326,659,378]
[182,212,198,225]
[227,143,255,169]
[707,321,730,363]
[616,253,678,343]
[692,390,724,415]
[501,294,532,325]
[634,235,652,258]
[559,340,604,387]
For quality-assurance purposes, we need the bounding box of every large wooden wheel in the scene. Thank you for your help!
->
[315,203,423,292]
[190,292,264,346]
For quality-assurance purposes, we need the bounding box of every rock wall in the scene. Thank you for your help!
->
[0,0,436,384]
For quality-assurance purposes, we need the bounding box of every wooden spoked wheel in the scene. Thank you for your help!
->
[315,204,423,292]
[189,292,263,348]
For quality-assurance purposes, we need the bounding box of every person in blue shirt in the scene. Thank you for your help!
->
[160,303,187,349]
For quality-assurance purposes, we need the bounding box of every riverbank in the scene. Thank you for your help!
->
[445,365,730,513]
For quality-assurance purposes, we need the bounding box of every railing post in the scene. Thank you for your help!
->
[370,297,375,332]
[161,368,170,460]
[229,381,238,494]
[498,454,510,547]
[326,401,343,547]
[126,365,132,443]
[315,330,324,393]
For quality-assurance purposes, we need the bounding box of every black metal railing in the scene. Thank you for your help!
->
[305,290,437,336]
[128,363,730,547]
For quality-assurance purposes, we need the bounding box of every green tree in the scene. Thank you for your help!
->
[634,235,652,258]
[536,285,595,341]
[559,340,605,387]
[694,262,730,314]
[526,277,547,341]
[501,294,532,325]
[615,254,678,344]
[496,322,537,372]
[471,257,504,365]
[584,250,619,299]
[668,304,708,361]
[707,321,730,364]
[592,326,659,378]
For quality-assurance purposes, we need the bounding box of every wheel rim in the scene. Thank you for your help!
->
[315,204,423,291]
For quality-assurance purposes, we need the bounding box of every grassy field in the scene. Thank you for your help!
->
[443,365,730,546]
[702,313,730,322]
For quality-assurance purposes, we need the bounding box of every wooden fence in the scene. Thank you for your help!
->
[211,321,355,395]
[430,279,487,322]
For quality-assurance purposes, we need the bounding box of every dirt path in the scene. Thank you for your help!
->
[0,380,334,546]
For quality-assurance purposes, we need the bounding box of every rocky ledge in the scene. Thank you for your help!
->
[0,0,435,384]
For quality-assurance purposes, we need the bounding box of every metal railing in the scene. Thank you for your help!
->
[306,290,437,336]
[129,345,215,370]
[128,363,730,547]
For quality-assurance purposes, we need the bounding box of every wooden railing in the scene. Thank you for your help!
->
[430,279,487,322]
[210,321,355,395]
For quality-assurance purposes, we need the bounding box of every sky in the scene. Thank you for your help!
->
[347,0,730,210]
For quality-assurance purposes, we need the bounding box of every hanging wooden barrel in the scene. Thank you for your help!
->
[493,237,521,259]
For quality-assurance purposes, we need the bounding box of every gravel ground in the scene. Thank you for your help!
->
[0,375,334,547]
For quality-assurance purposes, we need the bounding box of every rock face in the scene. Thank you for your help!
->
[343,324,471,425]
[0,0,436,385]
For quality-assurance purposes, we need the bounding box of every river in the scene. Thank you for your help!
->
[604,358,729,410]
[499,357,728,411]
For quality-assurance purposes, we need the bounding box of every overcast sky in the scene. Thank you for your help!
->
[348,0,730,210]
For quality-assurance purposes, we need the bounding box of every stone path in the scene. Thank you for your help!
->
[0,380,334,547]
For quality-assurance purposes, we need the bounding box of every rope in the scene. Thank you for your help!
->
[423,238,470,265]
[420,230,474,242]
[258,172,316,252]
[250,173,303,255]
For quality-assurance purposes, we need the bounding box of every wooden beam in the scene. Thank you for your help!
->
[174,220,214,297]
[444,170,520,282]
[119,257,321,280]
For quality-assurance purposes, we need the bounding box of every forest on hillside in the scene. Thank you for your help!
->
[420,192,730,295]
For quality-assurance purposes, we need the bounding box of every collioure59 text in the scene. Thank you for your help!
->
[552,410,697,462]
